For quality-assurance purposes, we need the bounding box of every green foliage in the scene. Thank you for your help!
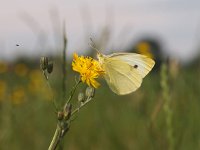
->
[0,60,200,150]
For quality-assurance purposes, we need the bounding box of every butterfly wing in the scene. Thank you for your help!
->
[107,53,155,78]
[102,57,142,95]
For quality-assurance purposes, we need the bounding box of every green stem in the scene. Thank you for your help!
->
[48,125,62,150]
[48,80,81,149]
[66,79,81,104]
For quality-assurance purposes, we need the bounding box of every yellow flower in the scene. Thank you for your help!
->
[0,61,8,74]
[0,80,7,102]
[10,87,26,105]
[72,53,104,88]
[137,42,154,59]
[14,63,28,77]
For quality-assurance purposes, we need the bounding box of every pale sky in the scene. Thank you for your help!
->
[0,0,200,62]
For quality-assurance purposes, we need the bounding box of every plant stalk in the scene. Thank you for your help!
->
[62,21,67,100]
[48,125,62,150]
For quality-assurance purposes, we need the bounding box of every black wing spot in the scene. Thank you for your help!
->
[134,65,138,68]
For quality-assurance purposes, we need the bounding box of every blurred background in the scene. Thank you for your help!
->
[0,0,200,149]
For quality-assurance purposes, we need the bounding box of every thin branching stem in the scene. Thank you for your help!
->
[66,79,81,104]
[71,97,93,116]
[42,70,58,111]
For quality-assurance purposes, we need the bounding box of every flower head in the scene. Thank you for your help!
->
[72,53,104,88]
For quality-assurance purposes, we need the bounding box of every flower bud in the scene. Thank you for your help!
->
[85,86,95,98]
[57,111,64,121]
[40,57,48,70]
[47,61,53,74]
[64,103,72,120]
[78,92,85,102]
[60,121,68,129]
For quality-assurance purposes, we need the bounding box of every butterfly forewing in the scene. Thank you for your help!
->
[102,58,142,95]
[108,53,155,78]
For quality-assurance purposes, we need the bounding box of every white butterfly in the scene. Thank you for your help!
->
[97,52,155,95]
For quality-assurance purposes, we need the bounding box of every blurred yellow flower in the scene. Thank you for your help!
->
[29,69,43,81]
[0,61,8,74]
[137,42,154,59]
[28,69,44,93]
[10,87,26,105]
[72,53,104,88]
[0,80,7,102]
[28,69,51,100]
[14,63,28,77]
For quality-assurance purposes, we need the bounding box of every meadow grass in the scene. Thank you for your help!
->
[0,60,200,150]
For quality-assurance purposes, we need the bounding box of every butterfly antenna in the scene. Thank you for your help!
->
[89,38,100,53]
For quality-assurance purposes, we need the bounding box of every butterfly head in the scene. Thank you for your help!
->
[97,52,105,64]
